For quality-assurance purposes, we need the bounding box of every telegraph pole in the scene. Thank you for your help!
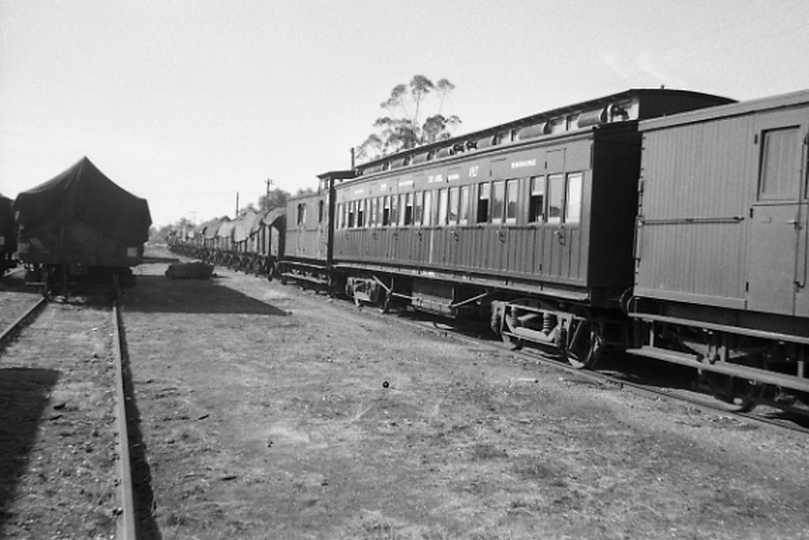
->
[264,178,274,211]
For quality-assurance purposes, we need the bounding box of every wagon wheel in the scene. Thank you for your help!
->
[565,319,602,370]
[500,307,523,350]
[701,355,769,412]
[703,374,768,412]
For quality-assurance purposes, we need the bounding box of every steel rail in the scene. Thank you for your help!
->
[0,296,47,347]
[515,345,809,435]
[112,300,137,540]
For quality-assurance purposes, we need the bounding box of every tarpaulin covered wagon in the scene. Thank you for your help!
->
[14,157,152,291]
[0,194,17,275]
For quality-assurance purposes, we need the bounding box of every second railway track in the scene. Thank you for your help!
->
[0,288,137,540]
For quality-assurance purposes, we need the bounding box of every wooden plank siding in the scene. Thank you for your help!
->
[635,89,809,317]
[636,115,755,307]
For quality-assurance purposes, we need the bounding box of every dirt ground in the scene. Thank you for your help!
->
[123,250,809,540]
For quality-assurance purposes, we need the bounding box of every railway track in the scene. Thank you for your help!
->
[0,290,138,539]
[201,260,809,436]
[349,302,809,436]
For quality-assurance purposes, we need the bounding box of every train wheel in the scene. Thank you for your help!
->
[699,351,771,412]
[501,331,523,350]
[500,307,523,350]
[702,361,768,412]
[565,320,602,370]
[703,374,767,412]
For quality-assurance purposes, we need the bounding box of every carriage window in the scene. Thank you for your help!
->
[403,193,413,225]
[529,176,545,222]
[357,200,365,227]
[413,191,424,225]
[369,198,377,227]
[547,174,563,224]
[318,200,325,223]
[491,180,505,223]
[296,203,306,225]
[438,188,448,225]
[348,201,356,228]
[379,196,385,225]
[448,187,459,224]
[477,182,490,223]
[382,196,390,226]
[565,172,583,223]
[505,179,519,223]
[423,190,434,226]
[459,185,470,225]
[759,127,801,201]
[390,195,398,225]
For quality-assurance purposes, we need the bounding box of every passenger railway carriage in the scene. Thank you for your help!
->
[330,89,733,367]
[281,171,353,285]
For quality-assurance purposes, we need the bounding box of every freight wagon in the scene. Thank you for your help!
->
[627,89,809,407]
[0,194,17,275]
[14,157,152,293]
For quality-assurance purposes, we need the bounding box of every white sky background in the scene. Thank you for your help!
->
[1,0,808,228]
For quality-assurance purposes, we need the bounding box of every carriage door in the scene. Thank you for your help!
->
[747,111,808,317]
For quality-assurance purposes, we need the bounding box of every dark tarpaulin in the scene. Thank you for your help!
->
[1,194,15,244]
[14,157,152,245]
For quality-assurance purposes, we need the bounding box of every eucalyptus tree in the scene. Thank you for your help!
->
[356,75,461,162]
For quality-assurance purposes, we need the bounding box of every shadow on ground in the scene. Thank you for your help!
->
[124,275,288,316]
[0,367,59,535]
[117,321,162,540]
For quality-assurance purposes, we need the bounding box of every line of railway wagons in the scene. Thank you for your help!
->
[170,87,809,412]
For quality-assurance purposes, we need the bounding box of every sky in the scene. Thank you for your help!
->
[1,0,808,228]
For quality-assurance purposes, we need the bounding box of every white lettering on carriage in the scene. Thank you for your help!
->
[398,179,414,187]
[447,173,460,181]
[428,174,444,183]
[511,159,537,169]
